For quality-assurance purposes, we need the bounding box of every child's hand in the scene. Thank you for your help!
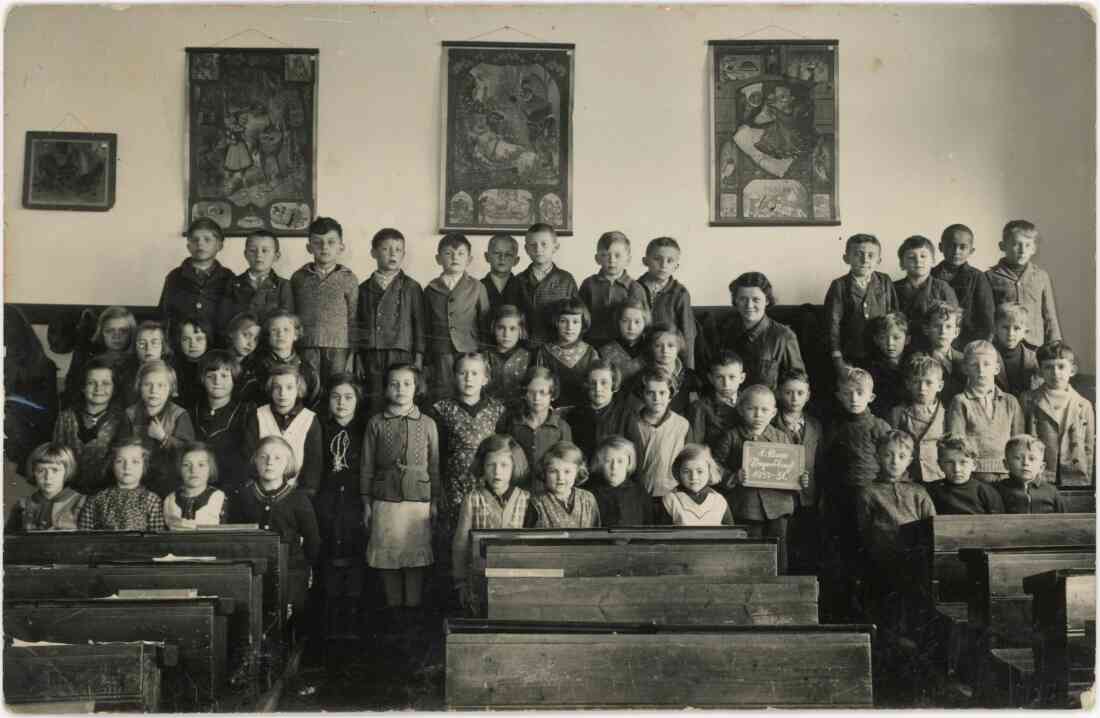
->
[362,504,372,529]
[799,471,810,489]
[147,418,167,442]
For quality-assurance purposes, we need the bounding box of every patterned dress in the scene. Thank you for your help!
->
[77,485,166,531]
[530,488,601,528]
[431,396,508,534]
[535,342,600,409]
[486,346,532,408]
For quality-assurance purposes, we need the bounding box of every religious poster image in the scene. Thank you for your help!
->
[440,41,574,234]
[186,47,318,236]
[709,40,838,226]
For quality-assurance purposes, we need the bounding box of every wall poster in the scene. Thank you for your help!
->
[185,47,318,236]
[708,39,839,226]
[440,41,574,235]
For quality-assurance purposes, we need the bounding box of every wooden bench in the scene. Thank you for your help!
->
[1024,568,1097,707]
[4,530,287,638]
[445,619,874,708]
[4,641,178,712]
[958,546,1095,706]
[5,560,266,651]
[900,514,1096,605]
[486,574,818,624]
[4,596,233,709]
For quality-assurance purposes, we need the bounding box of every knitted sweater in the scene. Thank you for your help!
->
[290,263,359,348]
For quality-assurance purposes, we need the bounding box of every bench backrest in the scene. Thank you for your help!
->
[1023,569,1097,705]
[900,514,1096,602]
[445,619,873,708]
[486,574,818,624]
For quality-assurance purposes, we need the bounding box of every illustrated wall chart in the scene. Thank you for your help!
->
[440,41,575,235]
[709,40,839,226]
[186,47,318,236]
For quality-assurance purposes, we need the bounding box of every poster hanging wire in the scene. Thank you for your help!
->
[464,25,546,42]
[51,112,91,132]
[209,28,292,47]
[732,24,811,40]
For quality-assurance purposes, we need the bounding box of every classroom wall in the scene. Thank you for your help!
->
[4,4,1096,369]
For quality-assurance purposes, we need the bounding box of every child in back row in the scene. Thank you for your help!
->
[535,298,600,409]
[291,217,359,386]
[893,235,959,347]
[993,302,1040,398]
[63,305,136,409]
[482,234,524,312]
[124,320,173,405]
[579,231,648,348]
[659,444,733,525]
[356,228,426,408]
[515,224,579,349]
[946,340,1024,482]
[637,237,696,368]
[217,230,295,333]
[986,220,1061,346]
[424,233,491,402]
[824,233,898,374]
[889,354,947,483]
[1021,341,1094,487]
[486,305,532,404]
[931,224,996,348]
[587,435,654,526]
[159,217,235,337]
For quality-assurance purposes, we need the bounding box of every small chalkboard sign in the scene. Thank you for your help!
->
[742,441,804,491]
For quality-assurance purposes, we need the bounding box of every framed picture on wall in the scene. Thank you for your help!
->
[22,131,117,211]
[439,41,575,235]
[708,39,839,226]
[185,47,318,237]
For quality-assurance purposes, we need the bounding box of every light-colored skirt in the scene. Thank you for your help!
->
[366,500,433,569]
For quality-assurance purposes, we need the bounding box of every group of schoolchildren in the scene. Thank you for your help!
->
[9,214,1095,637]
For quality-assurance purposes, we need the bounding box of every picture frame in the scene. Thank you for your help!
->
[185,47,318,237]
[22,131,117,211]
[439,41,575,235]
[741,441,805,491]
[708,39,839,226]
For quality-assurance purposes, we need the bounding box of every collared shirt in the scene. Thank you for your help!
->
[424,273,490,354]
[931,261,996,346]
[1021,386,1095,487]
[579,271,648,346]
[986,260,1061,344]
[996,478,1065,514]
[357,270,425,354]
[515,264,580,347]
[360,405,441,502]
[290,263,360,348]
[946,387,1024,473]
[626,409,690,497]
[824,271,898,361]
[373,270,399,291]
[159,258,235,332]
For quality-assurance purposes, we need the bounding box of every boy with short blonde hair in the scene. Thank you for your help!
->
[986,220,1061,345]
[824,233,898,373]
[928,434,1005,514]
[579,231,648,347]
[638,236,697,368]
[515,224,580,349]
[217,230,294,334]
[995,434,1065,513]
[290,217,359,387]
[946,340,1024,482]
